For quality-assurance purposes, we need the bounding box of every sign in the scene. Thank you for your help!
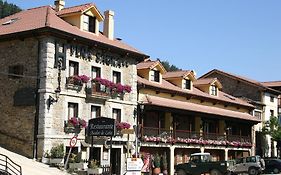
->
[88,117,115,136]
[127,158,144,171]
[125,172,141,175]
[69,136,77,148]
[121,129,135,134]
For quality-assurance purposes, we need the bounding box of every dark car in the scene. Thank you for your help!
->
[263,158,281,174]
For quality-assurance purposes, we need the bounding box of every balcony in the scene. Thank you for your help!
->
[66,76,83,91]
[141,127,252,148]
[86,83,111,100]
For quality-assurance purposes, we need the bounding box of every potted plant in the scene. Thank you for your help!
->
[153,153,161,175]
[64,117,87,133]
[68,152,88,170]
[87,159,102,174]
[49,144,64,165]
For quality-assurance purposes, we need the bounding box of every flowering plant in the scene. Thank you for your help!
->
[79,75,91,83]
[92,77,132,94]
[69,75,91,85]
[67,117,87,128]
[116,122,131,130]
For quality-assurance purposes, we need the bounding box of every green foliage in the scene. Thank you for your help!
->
[262,116,281,141]
[162,152,168,170]
[50,144,64,158]
[160,60,181,72]
[0,0,22,19]
[153,153,161,168]
[88,159,100,168]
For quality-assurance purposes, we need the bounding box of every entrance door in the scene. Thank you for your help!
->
[111,148,121,175]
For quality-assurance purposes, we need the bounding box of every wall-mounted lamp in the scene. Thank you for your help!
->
[140,103,145,113]
[47,88,61,109]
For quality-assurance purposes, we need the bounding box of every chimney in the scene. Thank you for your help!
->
[54,0,65,11]
[103,10,114,40]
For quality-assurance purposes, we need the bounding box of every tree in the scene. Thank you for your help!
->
[262,116,281,157]
[160,60,181,72]
[0,0,22,19]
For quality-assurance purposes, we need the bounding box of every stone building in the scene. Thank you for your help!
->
[0,1,147,174]
[200,69,281,157]
[136,60,260,175]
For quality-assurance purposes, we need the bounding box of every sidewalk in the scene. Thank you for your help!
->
[0,147,70,175]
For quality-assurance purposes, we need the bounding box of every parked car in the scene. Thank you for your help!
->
[174,153,231,175]
[263,158,281,174]
[228,155,265,175]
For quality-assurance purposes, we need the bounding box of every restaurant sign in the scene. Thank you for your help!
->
[88,117,115,136]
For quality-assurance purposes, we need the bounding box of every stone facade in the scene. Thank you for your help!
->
[0,38,39,158]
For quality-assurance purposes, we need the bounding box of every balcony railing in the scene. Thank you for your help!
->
[86,83,124,100]
[141,127,252,148]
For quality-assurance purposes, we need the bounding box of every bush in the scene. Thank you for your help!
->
[50,144,64,158]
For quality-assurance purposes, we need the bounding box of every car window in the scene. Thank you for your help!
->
[246,156,256,163]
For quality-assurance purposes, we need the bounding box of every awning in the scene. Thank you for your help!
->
[142,95,260,123]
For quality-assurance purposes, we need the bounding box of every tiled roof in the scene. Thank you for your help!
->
[137,60,159,70]
[0,5,147,57]
[142,95,259,122]
[261,81,281,87]
[163,71,192,79]
[56,3,95,16]
[137,76,254,108]
[194,78,216,86]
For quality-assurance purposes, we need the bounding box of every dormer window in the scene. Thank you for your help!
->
[184,79,191,90]
[151,70,160,82]
[83,15,96,33]
[211,85,217,96]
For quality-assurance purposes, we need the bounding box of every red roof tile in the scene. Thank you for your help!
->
[261,81,281,87]
[0,6,147,57]
[163,71,192,79]
[137,60,159,70]
[56,3,95,16]
[138,76,254,108]
[142,95,259,122]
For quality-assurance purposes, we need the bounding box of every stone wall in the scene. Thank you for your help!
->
[0,38,38,158]
[206,72,262,102]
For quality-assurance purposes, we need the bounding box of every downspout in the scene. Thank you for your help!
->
[33,38,41,159]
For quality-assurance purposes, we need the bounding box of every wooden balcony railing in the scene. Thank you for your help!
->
[86,83,124,100]
[141,127,252,147]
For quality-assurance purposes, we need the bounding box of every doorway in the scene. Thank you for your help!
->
[111,148,121,175]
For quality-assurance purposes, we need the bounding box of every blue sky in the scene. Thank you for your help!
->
[8,0,281,81]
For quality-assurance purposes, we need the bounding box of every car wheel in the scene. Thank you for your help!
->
[210,169,222,175]
[273,168,280,174]
[248,167,258,175]
[176,169,187,175]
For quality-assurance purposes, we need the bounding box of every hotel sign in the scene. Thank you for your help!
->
[88,117,115,136]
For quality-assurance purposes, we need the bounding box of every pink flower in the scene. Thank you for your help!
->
[79,75,90,83]
[116,122,131,129]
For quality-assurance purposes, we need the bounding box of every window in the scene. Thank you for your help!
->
[92,66,101,79]
[270,96,274,102]
[184,79,191,90]
[69,61,79,76]
[112,108,121,123]
[151,70,160,82]
[8,65,24,79]
[83,15,96,33]
[91,106,101,118]
[68,103,78,120]
[254,111,262,120]
[270,110,274,117]
[112,71,121,84]
[210,85,217,96]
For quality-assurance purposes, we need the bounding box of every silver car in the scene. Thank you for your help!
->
[229,156,265,175]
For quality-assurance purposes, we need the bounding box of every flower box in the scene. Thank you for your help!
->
[87,168,103,175]
[69,162,88,170]
[49,158,64,165]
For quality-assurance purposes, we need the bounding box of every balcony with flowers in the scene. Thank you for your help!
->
[87,77,132,100]
[66,75,90,91]
[64,117,87,134]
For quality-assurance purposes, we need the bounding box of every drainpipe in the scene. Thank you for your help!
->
[33,39,41,159]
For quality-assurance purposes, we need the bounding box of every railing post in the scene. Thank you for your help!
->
[5,156,7,172]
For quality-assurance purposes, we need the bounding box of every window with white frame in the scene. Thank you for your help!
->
[112,108,121,123]
[68,102,78,120]
[184,79,191,90]
[92,66,101,79]
[210,85,217,96]
[83,15,96,33]
[254,111,262,120]
[91,105,101,118]
[69,61,79,77]
[270,110,274,117]
[112,71,121,84]
[151,70,160,82]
